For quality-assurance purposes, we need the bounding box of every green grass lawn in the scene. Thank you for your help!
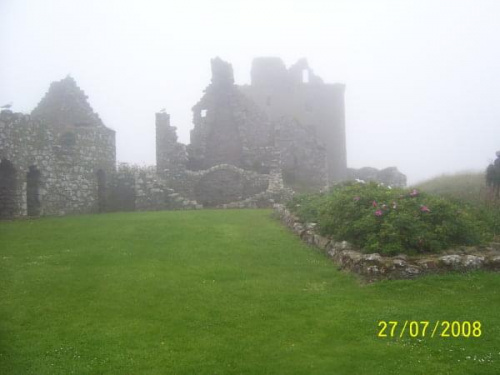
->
[1,210,500,374]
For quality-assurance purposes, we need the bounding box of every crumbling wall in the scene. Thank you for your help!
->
[192,164,269,207]
[0,77,116,218]
[187,58,275,172]
[108,163,200,212]
[240,57,347,183]
[0,110,115,217]
[275,116,327,189]
[155,57,334,203]
[31,76,105,130]
[155,112,188,179]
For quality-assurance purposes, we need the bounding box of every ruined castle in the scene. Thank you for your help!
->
[0,77,115,218]
[0,57,405,219]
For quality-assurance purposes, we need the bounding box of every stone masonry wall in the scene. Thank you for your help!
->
[240,57,347,183]
[0,110,115,217]
[156,112,188,179]
[162,163,270,207]
[275,204,500,281]
[108,163,200,212]
[188,58,275,173]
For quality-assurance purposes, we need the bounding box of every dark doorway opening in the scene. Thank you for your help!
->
[97,169,106,213]
[0,159,17,219]
[27,166,41,217]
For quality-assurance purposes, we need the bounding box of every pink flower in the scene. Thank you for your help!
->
[353,196,360,202]
[372,201,378,207]
[410,189,419,197]
[420,205,431,212]
[375,209,383,217]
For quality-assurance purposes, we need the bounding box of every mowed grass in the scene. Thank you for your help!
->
[1,210,500,375]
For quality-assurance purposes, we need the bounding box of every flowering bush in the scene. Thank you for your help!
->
[286,182,492,255]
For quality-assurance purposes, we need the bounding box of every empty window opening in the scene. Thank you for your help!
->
[302,69,310,83]
[0,159,17,219]
[201,109,207,118]
[26,166,41,217]
[266,96,272,106]
[97,169,106,213]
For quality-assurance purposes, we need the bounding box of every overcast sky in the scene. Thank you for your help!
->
[1,0,499,184]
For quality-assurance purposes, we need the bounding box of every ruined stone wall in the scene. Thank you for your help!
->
[274,116,327,188]
[239,57,347,183]
[108,163,200,212]
[0,110,115,218]
[154,57,332,204]
[187,58,275,173]
[156,112,188,179]
[0,76,116,219]
[160,163,269,207]
[31,76,105,130]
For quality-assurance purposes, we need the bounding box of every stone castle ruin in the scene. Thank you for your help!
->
[0,57,405,219]
[0,77,115,218]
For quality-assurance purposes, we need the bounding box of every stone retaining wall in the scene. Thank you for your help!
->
[274,204,500,281]
[108,164,201,212]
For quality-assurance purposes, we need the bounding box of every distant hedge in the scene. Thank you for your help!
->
[286,182,493,255]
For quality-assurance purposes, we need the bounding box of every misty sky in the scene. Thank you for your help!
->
[1,0,499,184]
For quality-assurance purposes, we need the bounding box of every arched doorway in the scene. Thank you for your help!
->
[26,166,41,217]
[0,159,17,219]
[96,169,106,213]
[194,168,245,207]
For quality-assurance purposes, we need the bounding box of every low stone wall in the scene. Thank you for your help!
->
[274,204,500,281]
[108,164,201,212]
[216,169,293,209]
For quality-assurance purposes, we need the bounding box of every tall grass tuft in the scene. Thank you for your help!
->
[414,171,500,237]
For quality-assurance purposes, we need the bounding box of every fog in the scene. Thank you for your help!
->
[1,0,499,185]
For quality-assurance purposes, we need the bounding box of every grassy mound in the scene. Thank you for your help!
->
[415,171,487,201]
[415,171,500,236]
[287,182,493,255]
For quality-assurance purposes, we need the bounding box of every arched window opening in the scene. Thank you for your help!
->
[26,166,41,217]
[0,159,17,219]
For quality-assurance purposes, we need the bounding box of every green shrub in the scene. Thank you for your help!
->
[286,193,326,223]
[287,182,492,255]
